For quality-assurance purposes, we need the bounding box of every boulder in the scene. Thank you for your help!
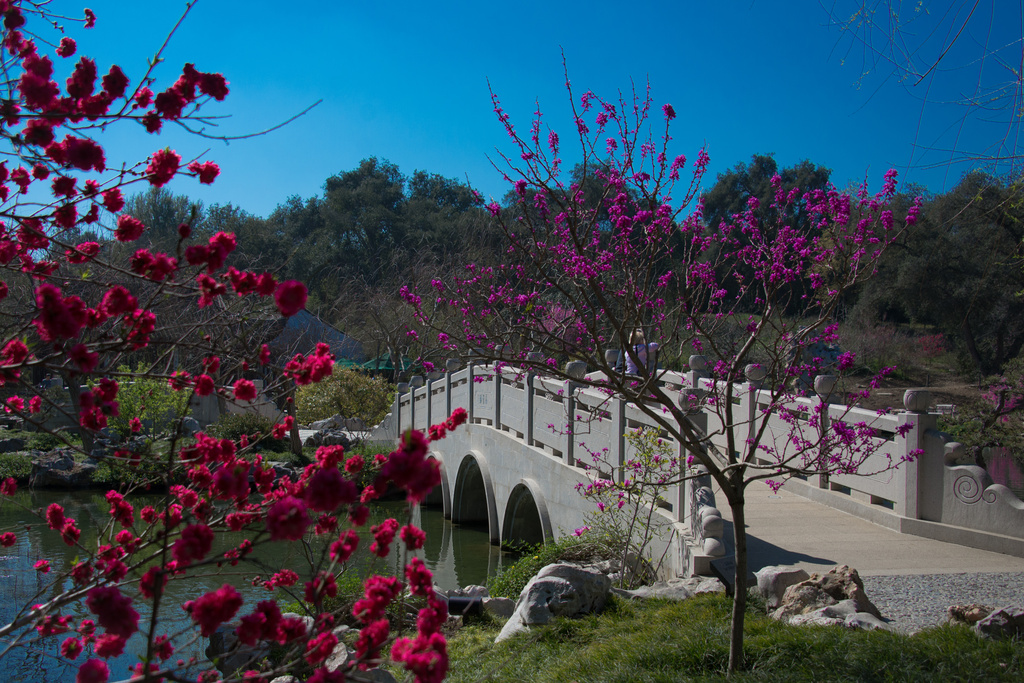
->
[772,565,881,621]
[0,438,26,453]
[613,576,725,601]
[29,449,97,488]
[844,612,891,631]
[0,416,22,430]
[756,565,810,610]
[787,600,890,631]
[206,624,269,676]
[495,563,611,643]
[947,603,994,625]
[483,597,516,620]
[182,416,201,436]
[325,628,350,672]
[975,606,1024,640]
[308,415,367,432]
[280,612,315,636]
[308,415,345,431]
[303,429,358,449]
[788,610,845,628]
[450,584,489,598]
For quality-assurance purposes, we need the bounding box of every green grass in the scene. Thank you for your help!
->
[445,592,1024,682]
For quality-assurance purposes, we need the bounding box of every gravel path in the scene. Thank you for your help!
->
[861,572,1024,633]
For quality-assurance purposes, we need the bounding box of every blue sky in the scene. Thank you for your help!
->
[69,0,1020,218]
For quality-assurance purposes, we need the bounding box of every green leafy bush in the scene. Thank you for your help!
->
[296,368,395,427]
[209,412,288,453]
[105,365,191,438]
[0,453,31,482]
[91,441,173,489]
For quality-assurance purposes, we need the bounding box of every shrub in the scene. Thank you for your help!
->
[575,427,678,588]
[486,535,615,598]
[209,411,289,453]
[837,320,919,376]
[0,453,31,482]
[296,368,395,427]
[90,439,177,489]
[105,364,191,438]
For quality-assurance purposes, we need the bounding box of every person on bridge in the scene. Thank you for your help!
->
[625,329,659,375]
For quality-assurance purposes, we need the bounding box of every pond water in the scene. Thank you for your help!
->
[0,489,507,682]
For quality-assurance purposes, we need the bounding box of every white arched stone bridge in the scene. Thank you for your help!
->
[370,360,1024,578]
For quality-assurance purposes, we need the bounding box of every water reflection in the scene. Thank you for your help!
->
[0,491,508,682]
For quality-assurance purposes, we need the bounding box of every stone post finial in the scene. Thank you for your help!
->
[744,364,767,384]
[679,387,705,414]
[814,374,837,400]
[410,376,424,388]
[565,360,587,381]
[944,441,965,465]
[604,349,620,366]
[903,389,931,413]
[396,382,410,395]
[688,355,708,372]
[446,358,463,372]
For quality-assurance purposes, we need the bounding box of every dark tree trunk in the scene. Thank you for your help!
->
[287,390,303,457]
[728,493,748,674]
[61,371,94,455]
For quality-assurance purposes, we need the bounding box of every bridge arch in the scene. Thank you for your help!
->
[451,451,499,543]
[424,454,451,518]
[501,478,553,548]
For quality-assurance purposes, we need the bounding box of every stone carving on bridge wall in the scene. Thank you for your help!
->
[953,471,998,506]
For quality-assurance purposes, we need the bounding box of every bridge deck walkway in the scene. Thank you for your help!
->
[717,480,1024,577]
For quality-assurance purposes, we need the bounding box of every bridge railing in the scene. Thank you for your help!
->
[388,359,1024,560]
[392,361,726,573]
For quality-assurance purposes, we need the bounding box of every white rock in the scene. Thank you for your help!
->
[483,597,516,620]
[495,563,611,643]
[755,565,810,610]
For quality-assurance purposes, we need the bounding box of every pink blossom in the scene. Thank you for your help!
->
[56,37,76,57]
[187,160,220,184]
[190,584,243,637]
[305,630,338,665]
[330,529,359,562]
[274,280,307,317]
[85,586,138,638]
[76,659,108,683]
[114,215,145,242]
[392,632,448,683]
[146,148,180,187]
[400,523,427,550]
[265,496,309,540]
[233,378,256,402]
[194,374,215,396]
[173,523,213,566]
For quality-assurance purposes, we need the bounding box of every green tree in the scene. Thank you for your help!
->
[105,364,192,438]
[699,154,832,312]
[296,367,395,427]
[322,157,408,286]
[856,172,1024,374]
[122,187,207,253]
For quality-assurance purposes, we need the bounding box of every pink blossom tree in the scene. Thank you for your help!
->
[405,71,923,672]
[0,4,454,682]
